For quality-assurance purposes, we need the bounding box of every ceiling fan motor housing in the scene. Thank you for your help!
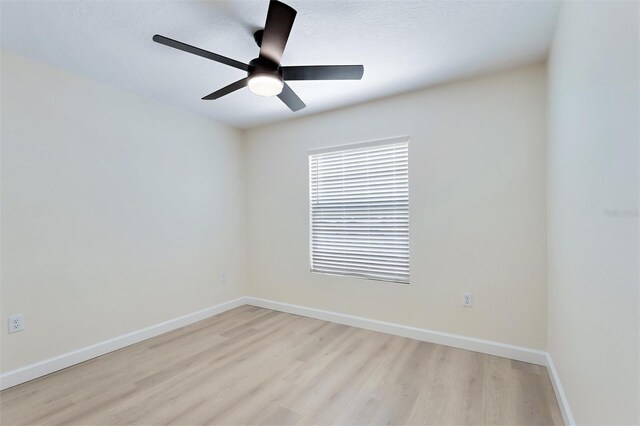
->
[248,57,282,79]
[247,57,284,96]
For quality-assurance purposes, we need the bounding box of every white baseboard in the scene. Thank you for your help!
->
[245,297,548,366]
[546,353,576,425]
[0,296,247,390]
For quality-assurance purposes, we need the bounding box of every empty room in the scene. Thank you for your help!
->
[0,0,638,425]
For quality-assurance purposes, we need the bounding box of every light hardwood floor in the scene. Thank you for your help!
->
[0,306,563,425]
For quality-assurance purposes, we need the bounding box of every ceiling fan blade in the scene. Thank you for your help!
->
[259,1,297,64]
[277,83,306,111]
[153,35,249,72]
[281,65,364,81]
[202,78,249,100]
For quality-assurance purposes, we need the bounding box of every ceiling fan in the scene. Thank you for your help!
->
[153,0,364,112]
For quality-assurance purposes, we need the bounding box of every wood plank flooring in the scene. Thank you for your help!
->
[0,306,563,425]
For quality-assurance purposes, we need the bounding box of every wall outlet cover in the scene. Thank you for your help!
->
[8,314,24,333]
[462,292,473,307]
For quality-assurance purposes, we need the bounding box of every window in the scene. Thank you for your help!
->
[309,137,409,284]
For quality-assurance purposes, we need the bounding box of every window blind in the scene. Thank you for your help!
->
[309,138,409,284]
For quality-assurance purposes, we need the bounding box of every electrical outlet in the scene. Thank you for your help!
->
[8,314,24,333]
[462,293,473,307]
[220,271,228,283]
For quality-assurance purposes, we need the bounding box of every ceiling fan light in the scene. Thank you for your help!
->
[248,73,284,97]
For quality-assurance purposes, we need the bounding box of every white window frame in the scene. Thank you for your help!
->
[308,136,410,284]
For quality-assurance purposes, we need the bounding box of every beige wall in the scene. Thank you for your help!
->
[547,2,640,424]
[245,64,548,350]
[0,52,247,372]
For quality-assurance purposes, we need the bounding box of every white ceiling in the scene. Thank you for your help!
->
[1,0,560,129]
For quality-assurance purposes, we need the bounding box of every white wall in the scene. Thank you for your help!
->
[245,64,548,350]
[547,2,639,424]
[0,51,247,372]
